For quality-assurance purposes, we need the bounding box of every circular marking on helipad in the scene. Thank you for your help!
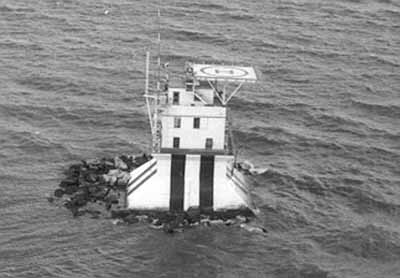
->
[199,66,249,78]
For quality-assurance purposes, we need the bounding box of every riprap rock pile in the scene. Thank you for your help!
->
[110,208,262,234]
[51,154,151,216]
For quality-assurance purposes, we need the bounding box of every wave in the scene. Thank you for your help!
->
[167,28,228,46]
[361,53,400,68]
[0,40,44,52]
[332,185,400,215]
[232,98,400,148]
[258,202,312,232]
[177,3,231,12]
[0,129,70,159]
[351,99,400,118]
[235,124,347,153]
[256,163,400,216]
[0,5,35,13]
[17,74,85,94]
[310,112,400,140]
[259,169,328,197]
[0,5,13,12]
[0,103,147,130]
[273,263,328,278]
[310,224,400,261]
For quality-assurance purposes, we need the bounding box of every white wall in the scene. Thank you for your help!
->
[160,106,226,150]
[168,88,192,105]
[127,154,171,210]
[213,155,247,210]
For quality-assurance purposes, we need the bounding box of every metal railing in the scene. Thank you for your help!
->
[225,108,236,155]
[152,119,162,153]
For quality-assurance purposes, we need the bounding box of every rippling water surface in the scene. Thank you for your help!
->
[1,0,400,277]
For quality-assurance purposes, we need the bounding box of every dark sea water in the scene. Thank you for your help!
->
[1,0,399,277]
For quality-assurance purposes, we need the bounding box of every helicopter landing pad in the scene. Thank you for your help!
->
[192,64,257,83]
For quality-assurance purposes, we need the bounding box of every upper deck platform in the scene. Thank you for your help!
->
[192,64,257,83]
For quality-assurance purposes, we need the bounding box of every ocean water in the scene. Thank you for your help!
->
[1,0,399,277]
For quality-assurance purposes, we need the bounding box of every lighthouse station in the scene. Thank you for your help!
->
[126,61,257,212]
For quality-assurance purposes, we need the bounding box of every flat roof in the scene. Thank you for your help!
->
[192,64,257,83]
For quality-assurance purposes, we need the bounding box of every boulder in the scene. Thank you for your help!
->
[59,178,78,188]
[249,167,268,175]
[54,189,65,198]
[240,223,267,234]
[136,215,149,222]
[84,172,98,183]
[236,215,248,223]
[108,169,121,176]
[111,210,131,219]
[64,185,79,195]
[86,158,101,166]
[209,219,224,225]
[239,160,253,171]
[185,207,201,223]
[114,156,128,170]
[163,222,179,233]
[134,154,149,167]
[224,219,236,226]
[112,219,124,225]
[124,214,139,224]
[109,176,118,187]
[119,155,136,171]
[149,223,164,230]
[105,193,119,204]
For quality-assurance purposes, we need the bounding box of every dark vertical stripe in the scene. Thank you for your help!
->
[199,155,214,212]
[170,154,185,211]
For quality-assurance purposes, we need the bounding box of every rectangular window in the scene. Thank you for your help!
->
[193,117,200,129]
[205,138,213,150]
[173,137,180,148]
[174,117,181,128]
[173,91,180,105]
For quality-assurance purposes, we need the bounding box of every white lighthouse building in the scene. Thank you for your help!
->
[126,58,257,212]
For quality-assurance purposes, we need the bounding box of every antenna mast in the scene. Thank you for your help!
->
[152,2,162,153]
[144,51,153,132]
[156,2,161,91]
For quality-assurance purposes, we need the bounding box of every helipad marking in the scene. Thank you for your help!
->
[199,66,249,78]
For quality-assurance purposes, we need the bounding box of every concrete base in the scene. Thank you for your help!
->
[126,153,253,212]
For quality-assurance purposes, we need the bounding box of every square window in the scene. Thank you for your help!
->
[173,137,180,148]
[173,91,180,105]
[193,117,200,129]
[174,117,181,128]
[205,138,213,149]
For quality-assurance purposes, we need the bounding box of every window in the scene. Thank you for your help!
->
[193,117,200,129]
[174,117,181,128]
[173,91,180,105]
[205,138,213,150]
[173,137,180,148]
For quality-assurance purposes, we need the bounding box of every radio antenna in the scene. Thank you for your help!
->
[156,1,161,91]
[151,1,162,153]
